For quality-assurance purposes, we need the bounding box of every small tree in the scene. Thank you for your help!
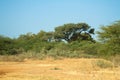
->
[37,30,54,41]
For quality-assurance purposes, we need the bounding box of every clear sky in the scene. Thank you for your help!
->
[0,0,120,38]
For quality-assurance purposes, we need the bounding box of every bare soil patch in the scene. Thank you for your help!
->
[0,58,120,80]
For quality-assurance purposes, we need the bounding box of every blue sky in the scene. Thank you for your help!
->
[0,0,120,38]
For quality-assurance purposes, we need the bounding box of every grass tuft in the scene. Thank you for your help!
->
[95,59,113,68]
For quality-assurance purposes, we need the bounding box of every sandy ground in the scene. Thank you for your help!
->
[0,58,120,80]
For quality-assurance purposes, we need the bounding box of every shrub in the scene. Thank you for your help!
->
[95,59,113,68]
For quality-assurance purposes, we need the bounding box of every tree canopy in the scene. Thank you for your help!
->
[97,21,120,55]
[54,23,95,42]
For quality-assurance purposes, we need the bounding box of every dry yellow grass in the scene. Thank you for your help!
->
[0,58,120,80]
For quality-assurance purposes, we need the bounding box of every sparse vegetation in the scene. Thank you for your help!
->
[51,67,61,70]
[0,59,119,80]
[95,59,113,68]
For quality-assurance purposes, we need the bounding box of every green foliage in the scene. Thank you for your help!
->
[1,21,120,62]
[97,21,120,56]
[0,35,22,55]
[36,30,53,41]
[0,23,96,59]
[54,23,94,42]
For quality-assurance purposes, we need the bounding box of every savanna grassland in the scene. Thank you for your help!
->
[0,58,120,80]
[0,21,120,80]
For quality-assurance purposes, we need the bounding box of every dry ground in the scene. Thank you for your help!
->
[0,58,120,80]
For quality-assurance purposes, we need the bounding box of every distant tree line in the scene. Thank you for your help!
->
[0,21,120,58]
